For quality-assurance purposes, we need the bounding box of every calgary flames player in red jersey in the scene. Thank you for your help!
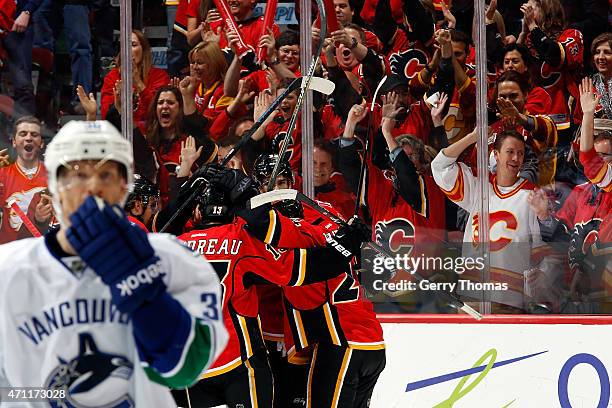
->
[0,116,53,244]
[170,165,365,408]
[240,154,386,408]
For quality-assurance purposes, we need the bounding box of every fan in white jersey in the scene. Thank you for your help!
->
[0,120,228,407]
[431,128,558,312]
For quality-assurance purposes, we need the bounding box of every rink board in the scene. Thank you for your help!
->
[371,315,612,408]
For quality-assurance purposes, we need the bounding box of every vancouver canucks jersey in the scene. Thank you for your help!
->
[0,232,228,407]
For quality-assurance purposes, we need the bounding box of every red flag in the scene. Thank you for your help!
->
[212,0,252,58]
[321,0,340,34]
[8,199,42,238]
[257,0,278,64]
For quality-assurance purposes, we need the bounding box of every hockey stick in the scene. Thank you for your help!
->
[220,76,334,167]
[266,0,329,191]
[158,77,334,233]
[158,175,210,233]
[353,75,387,216]
[247,189,483,320]
[185,388,192,408]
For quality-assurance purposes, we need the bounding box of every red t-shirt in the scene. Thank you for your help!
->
[187,0,280,51]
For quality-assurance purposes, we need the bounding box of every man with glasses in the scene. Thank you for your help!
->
[0,116,52,244]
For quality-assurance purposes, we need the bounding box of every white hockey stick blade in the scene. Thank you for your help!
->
[370,75,388,111]
[302,76,335,95]
[460,304,483,320]
[248,189,299,209]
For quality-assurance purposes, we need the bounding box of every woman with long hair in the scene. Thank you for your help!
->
[189,41,247,141]
[103,79,218,207]
[145,83,217,206]
[100,30,170,131]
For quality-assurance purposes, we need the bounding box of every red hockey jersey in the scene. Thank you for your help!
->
[194,80,241,142]
[241,203,384,361]
[555,182,612,230]
[0,163,48,244]
[364,160,446,252]
[264,113,303,173]
[256,201,340,342]
[179,216,350,377]
[387,29,434,82]
[526,28,584,129]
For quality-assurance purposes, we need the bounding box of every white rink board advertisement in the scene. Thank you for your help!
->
[372,318,612,408]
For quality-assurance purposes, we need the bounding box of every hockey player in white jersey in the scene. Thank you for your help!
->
[0,120,228,407]
[431,128,555,312]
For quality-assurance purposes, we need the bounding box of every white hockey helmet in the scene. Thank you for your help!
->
[45,120,134,225]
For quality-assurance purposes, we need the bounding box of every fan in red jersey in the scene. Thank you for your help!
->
[531,79,612,310]
[100,31,170,132]
[0,116,52,244]
[489,70,558,186]
[188,42,250,142]
[341,96,447,252]
[492,43,552,115]
[186,0,280,52]
[518,0,583,136]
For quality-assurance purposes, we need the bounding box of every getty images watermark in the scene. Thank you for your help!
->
[359,243,512,302]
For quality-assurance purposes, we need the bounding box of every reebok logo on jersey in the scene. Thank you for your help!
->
[116,260,165,296]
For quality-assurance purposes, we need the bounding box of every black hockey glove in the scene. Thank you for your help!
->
[209,168,259,205]
[333,216,373,257]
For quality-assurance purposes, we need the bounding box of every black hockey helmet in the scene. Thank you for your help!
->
[195,185,231,224]
[125,174,160,211]
[252,153,294,186]
[252,153,303,218]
